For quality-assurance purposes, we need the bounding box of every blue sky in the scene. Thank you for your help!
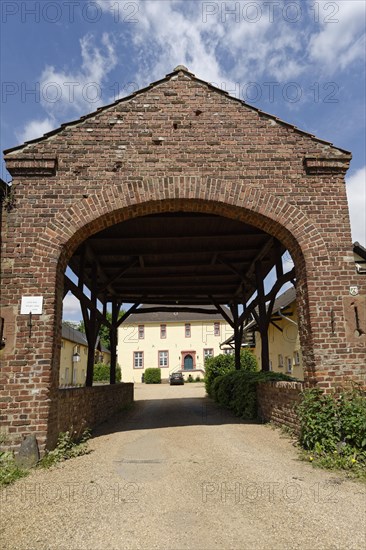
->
[1,0,365,321]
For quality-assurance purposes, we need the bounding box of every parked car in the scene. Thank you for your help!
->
[169,372,184,385]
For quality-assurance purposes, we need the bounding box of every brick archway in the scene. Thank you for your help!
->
[31,180,327,272]
[2,66,364,452]
[33,185,324,384]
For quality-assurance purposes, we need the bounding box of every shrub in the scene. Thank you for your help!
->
[195,376,201,382]
[204,350,258,396]
[296,386,366,479]
[187,374,194,383]
[93,362,121,383]
[212,370,294,419]
[296,388,340,452]
[144,368,161,384]
[297,386,366,453]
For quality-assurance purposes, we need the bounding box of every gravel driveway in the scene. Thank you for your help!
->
[1,383,365,550]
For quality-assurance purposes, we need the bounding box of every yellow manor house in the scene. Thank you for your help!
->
[117,287,305,383]
[117,306,233,382]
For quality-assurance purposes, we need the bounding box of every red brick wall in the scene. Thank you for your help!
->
[54,383,133,448]
[257,381,304,433]
[1,68,365,450]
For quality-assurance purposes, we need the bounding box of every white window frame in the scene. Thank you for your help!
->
[286,356,292,373]
[134,351,144,369]
[204,348,214,360]
[160,324,167,339]
[159,350,169,368]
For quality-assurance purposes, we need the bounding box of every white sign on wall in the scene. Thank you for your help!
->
[20,296,43,315]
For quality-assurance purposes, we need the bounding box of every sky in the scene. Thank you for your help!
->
[1,0,365,321]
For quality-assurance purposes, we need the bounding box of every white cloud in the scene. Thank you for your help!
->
[130,0,226,86]
[94,0,365,98]
[308,0,366,71]
[63,292,82,322]
[15,117,56,144]
[346,166,366,244]
[15,33,118,144]
[39,32,117,117]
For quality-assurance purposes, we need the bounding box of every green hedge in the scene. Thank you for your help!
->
[204,350,258,396]
[93,362,121,383]
[144,368,161,384]
[211,370,294,419]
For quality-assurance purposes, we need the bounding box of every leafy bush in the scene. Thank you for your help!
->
[212,370,294,419]
[187,374,194,383]
[296,386,366,479]
[205,350,258,396]
[0,451,29,486]
[296,388,340,452]
[39,429,91,469]
[195,376,201,382]
[297,386,366,453]
[93,362,121,383]
[144,368,161,384]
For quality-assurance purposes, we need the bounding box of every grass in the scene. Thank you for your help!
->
[268,422,366,482]
[0,429,92,487]
[38,429,92,469]
[0,451,29,487]
[299,448,366,481]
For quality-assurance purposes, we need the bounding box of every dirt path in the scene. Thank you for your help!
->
[1,383,365,550]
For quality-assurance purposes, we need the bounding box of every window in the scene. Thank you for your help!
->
[65,367,70,384]
[294,351,300,365]
[269,360,273,372]
[204,348,214,361]
[84,347,87,355]
[223,348,234,355]
[214,322,220,336]
[160,324,167,339]
[61,340,65,348]
[159,350,169,368]
[286,357,292,373]
[134,351,143,369]
[138,325,144,339]
[278,354,284,368]
[185,323,191,338]
[73,367,77,385]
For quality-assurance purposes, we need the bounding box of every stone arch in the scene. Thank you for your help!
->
[31,176,327,273]
[34,177,326,399]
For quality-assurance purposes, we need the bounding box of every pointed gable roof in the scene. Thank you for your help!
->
[4,65,351,156]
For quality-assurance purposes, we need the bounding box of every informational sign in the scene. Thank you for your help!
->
[20,296,43,315]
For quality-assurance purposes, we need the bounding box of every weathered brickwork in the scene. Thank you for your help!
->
[55,383,133,447]
[1,67,365,451]
[257,381,304,434]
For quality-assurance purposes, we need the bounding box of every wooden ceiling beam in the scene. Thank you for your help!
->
[64,275,112,329]
[98,258,138,293]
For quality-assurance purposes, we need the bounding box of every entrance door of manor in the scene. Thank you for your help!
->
[184,356,194,371]
[1,65,364,453]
